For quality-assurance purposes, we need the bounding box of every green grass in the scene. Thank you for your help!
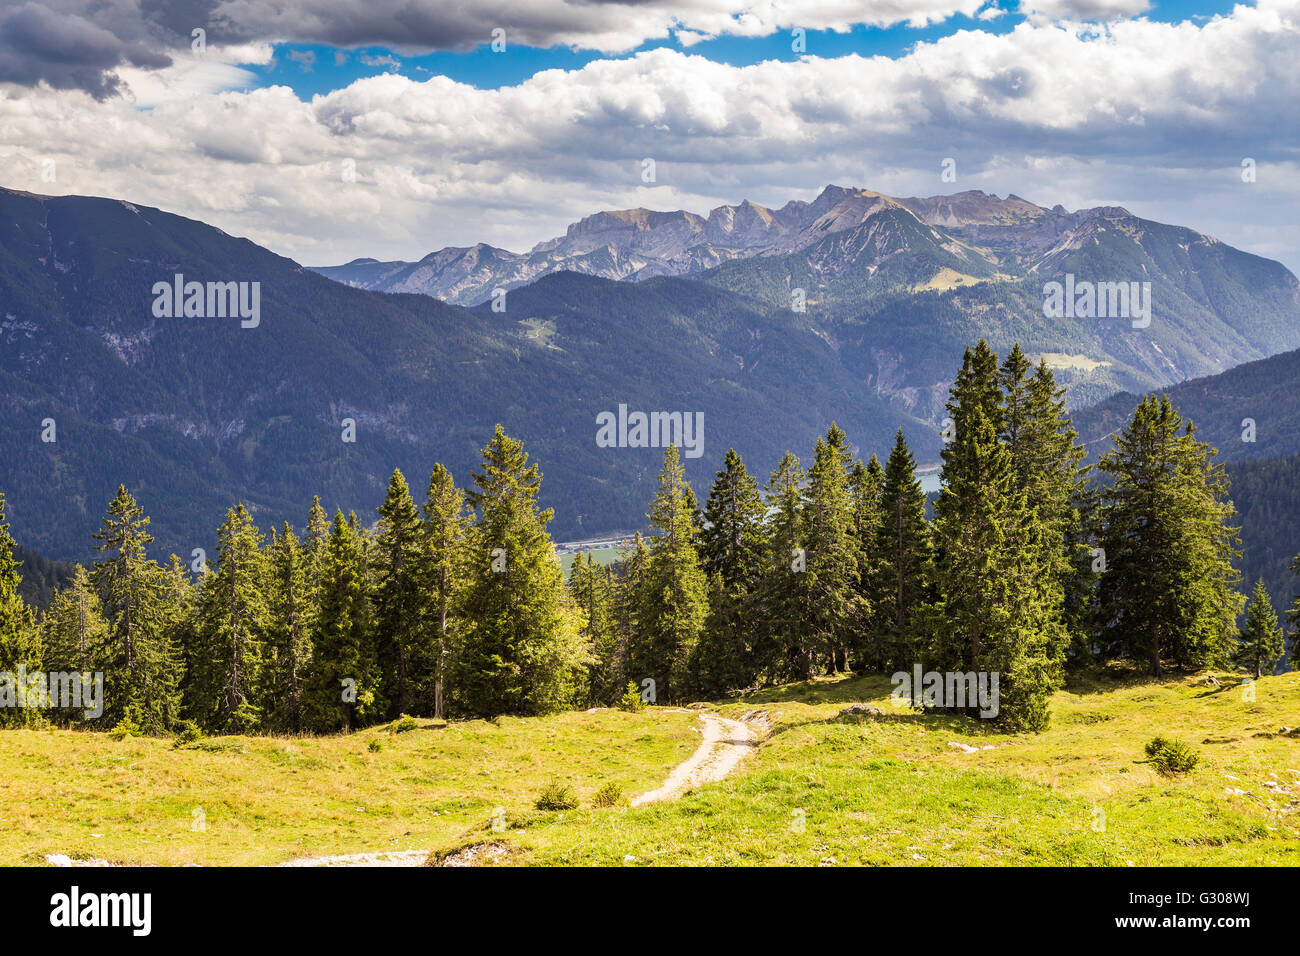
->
[489,670,1300,866]
[0,708,700,866]
[3,670,1297,866]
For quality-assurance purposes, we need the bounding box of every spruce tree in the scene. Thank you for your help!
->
[265,523,312,733]
[41,564,109,676]
[304,510,378,731]
[91,486,182,732]
[0,493,40,727]
[933,346,1063,732]
[637,445,709,703]
[568,552,618,704]
[690,449,768,696]
[872,429,932,672]
[1232,580,1284,679]
[374,469,425,717]
[611,532,650,691]
[193,505,268,732]
[422,463,471,720]
[455,426,586,717]
[804,424,866,674]
[1096,396,1243,676]
[1290,552,1300,669]
[757,451,816,682]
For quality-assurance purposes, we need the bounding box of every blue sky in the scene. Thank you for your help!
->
[246,0,1239,98]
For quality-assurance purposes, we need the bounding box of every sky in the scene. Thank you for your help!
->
[1,0,1297,274]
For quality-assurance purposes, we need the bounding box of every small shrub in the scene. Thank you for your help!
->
[1144,736,1200,776]
[592,782,626,808]
[109,718,141,740]
[617,681,645,713]
[389,715,419,734]
[368,739,383,753]
[535,779,579,811]
[172,721,203,748]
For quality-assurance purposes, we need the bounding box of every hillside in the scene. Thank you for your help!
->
[1075,347,1300,463]
[3,184,1299,560]
[3,671,1295,866]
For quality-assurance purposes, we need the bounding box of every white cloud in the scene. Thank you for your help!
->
[1,1,1297,273]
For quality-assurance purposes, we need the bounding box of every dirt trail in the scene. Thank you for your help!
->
[48,712,759,868]
[630,712,757,806]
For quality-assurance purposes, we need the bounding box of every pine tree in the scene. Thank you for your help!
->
[304,495,330,589]
[455,426,587,717]
[265,523,312,732]
[192,505,268,732]
[374,469,425,717]
[422,463,471,720]
[1232,580,1284,679]
[636,445,709,703]
[91,486,182,732]
[1096,395,1244,676]
[0,493,40,727]
[848,454,884,669]
[804,424,866,674]
[304,510,378,731]
[871,429,932,672]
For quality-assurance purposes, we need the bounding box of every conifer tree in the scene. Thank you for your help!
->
[1096,396,1243,675]
[689,449,768,695]
[40,564,109,726]
[422,463,471,720]
[568,552,618,704]
[611,532,650,690]
[374,469,425,717]
[1232,580,1284,679]
[265,523,312,732]
[804,424,866,674]
[1290,552,1300,669]
[304,510,378,731]
[0,493,39,727]
[455,426,586,717]
[304,495,330,589]
[193,505,268,732]
[933,346,1064,732]
[41,564,109,676]
[757,451,817,682]
[91,486,181,732]
[636,445,709,703]
[872,429,932,672]
[1001,348,1089,661]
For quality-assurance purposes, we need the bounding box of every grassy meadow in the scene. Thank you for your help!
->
[1,669,1296,866]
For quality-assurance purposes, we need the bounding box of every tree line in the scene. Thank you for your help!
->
[0,340,1295,736]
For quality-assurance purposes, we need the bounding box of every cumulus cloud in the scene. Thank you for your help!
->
[2,1,1297,271]
[0,0,989,98]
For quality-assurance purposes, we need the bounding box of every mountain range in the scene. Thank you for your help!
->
[2,183,1299,564]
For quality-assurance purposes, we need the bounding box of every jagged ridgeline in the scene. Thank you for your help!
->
[3,185,1299,561]
[5,341,1288,738]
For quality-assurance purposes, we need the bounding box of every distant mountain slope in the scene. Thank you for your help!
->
[314,184,1300,418]
[1073,347,1300,463]
[0,187,941,561]
[1229,452,1300,644]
